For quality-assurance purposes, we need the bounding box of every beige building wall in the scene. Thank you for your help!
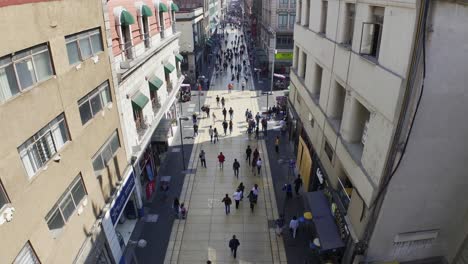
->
[289,0,417,240]
[0,0,127,263]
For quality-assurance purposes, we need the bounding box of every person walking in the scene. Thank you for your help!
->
[222,107,227,120]
[245,109,249,122]
[173,197,180,217]
[252,184,259,199]
[245,145,252,164]
[193,123,199,137]
[228,107,234,120]
[212,112,217,124]
[241,79,246,91]
[221,194,232,215]
[294,175,303,195]
[222,120,228,135]
[228,235,240,258]
[233,159,240,178]
[221,97,225,108]
[275,214,285,236]
[229,120,233,134]
[233,189,242,209]
[218,152,225,168]
[247,190,256,213]
[261,118,267,135]
[199,150,207,168]
[208,126,214,143]
[253,148,259,161]
[216,95,220,107]
[289,216,299,238]
[179,203,187,219]
[255,126,259,139]
[256,158,262,175]
[237,182,245,200]
[213,127,219,143]
[275,136,280,153]
[283,183,293,199]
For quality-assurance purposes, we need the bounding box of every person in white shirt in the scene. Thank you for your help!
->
[252,184,259,199]
[233,189,242,209]
[256,158,262,175]
[289,216,299,238]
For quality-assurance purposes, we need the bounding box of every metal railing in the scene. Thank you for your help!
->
[121,41,135,61]
[135,117,148,139]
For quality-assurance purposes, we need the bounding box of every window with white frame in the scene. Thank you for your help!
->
[279,0,288,8]
[18,114,70,178]
[0,181,9,211]
[278,13,288,28]
[360,6,384,59]
[78,81,112,125]
[65,28,104,65]
[0,44,54,103]
[13,242,40,264]
[45,174,87,237]
[92,131,120,173]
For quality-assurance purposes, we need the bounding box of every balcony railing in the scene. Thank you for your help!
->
[143,33,151,49]
[152,98,161,113]
[135,117,149,139]
[160,26,165,39]
[121,41,135,61]
[166,81,173,93]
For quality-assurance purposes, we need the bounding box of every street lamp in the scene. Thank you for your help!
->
[179,116,190,170]
[266,29,277,110]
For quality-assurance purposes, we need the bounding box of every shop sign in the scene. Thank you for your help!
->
[275,52,293,60]
[110,172,135,225]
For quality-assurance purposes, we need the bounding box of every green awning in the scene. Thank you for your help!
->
[148,75,163,91]
[171,2,180,12]
[131,91,149,110]
[164,63,175,74]
[159,3,168,12]
[141,5,153,17]
[175,54,183,62]
[120,10,135,26]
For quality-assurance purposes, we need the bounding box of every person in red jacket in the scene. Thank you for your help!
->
[218,152,226,169]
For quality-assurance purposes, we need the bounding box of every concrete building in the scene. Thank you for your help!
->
[100,0,183,262]
[257,0,296,76]
[0,0,126,263]
[289,0,468,262]
[175,7,206,82]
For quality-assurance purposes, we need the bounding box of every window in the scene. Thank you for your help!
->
[299,51,307,78]
[320,1,328,34]
[359,6,384,59]
[278,14,288,28]
[0,44,54,103]
[78,81,112,125]
[0,181,9,210]
[324,141,334,162]
[92,131,120,173]
[279,0,288,8]
[343,3,355,46]
[313,64,323,95]
[65,28,104,65]
[290,0,296,8]
[302,0,310,26]
[330,81,346,121]
[293,46,300,69]
[18,114,70,178]
[289,14,296,28]
[276,35,294,49]
[337,173,353,210]
[45,174,87,237]
[14,242,40,264]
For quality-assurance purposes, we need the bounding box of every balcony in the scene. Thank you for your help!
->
[135,117,149,140]
[166,81,173,93]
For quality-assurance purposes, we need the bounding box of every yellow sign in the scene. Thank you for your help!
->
[275,52,293,60]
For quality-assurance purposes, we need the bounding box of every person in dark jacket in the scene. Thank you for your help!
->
[247,191,256,213]
[229,120,233,134]
[222,108,227,120]
[222,194,232,215]
[233,159,240,178]
[294,175,303,195]
[228,235,240,258]
[245,146,252,164]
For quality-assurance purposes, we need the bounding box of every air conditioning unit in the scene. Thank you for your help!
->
[0,206,15,225]
[361,120,369,145]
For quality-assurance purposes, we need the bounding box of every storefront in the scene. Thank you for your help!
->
[134,146,157,202]
[296,136,313,192]
[102,169,141,264]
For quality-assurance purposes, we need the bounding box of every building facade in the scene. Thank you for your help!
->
[257,0,296,77]
[175,7,206,81]
[288,0,417,261]
[0,0,126,263]
[100,0,183,262]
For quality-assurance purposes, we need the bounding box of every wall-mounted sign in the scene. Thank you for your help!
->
[275,52,293,60]
[110,172,135,225]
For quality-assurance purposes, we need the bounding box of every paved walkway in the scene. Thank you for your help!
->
[163,27,287,264]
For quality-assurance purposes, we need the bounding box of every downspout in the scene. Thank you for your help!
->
[355,0,431,259]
